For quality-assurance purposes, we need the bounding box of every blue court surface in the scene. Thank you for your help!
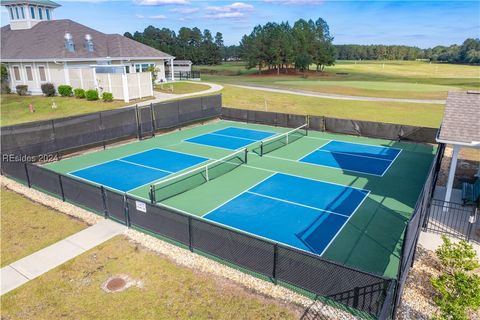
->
[185,127,275,150]
[70,148,208,192]
[204,173,369,255]
[300,140,401,176]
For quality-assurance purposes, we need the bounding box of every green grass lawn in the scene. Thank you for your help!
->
[154,81,211,94]
[220,85,444,128]
[1,235,301,319]
[0,94,153,126]
[0,187,87,267]
[196,60,480,100]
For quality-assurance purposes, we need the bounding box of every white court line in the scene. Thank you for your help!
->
[210,132,258,142]
[304,135,403,151]
[66,172,127,194]
[183,138,244,151]
[118,159,173,174]
[380,149,403,177]
[319,140,400,161]
[216,126,278,135]
[315,149,393,162]
[246,191,349,219]
[201,174,275,217]
[319,190,371,256]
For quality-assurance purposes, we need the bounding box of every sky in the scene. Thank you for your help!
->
[1,0,479,48]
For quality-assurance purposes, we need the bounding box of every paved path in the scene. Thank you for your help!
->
[136,81,223,107]
[0,219,126,295]
[231,84,446,104]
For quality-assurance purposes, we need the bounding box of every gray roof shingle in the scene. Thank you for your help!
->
[438,91,480,145]
[0,19,173,61]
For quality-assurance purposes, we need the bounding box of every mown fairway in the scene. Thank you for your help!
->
[196,60,480,100]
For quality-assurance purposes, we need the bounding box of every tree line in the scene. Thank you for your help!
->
[239,18,335,73]
[334,38,480,63]
[124,26,224,65]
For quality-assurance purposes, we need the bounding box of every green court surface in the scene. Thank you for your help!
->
[45,120,436,278]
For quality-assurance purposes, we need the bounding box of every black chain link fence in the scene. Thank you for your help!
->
[1,101,443,319]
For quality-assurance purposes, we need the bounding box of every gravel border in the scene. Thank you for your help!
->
[1,175,358,320]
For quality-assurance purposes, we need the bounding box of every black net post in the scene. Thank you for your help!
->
[58,175,65,201]
[24,163,31,187]
[149,185,156,204]
[98,112,106,150]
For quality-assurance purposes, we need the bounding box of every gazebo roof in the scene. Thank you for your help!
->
[437,91,480,147]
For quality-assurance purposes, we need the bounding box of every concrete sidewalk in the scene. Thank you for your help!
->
[1,219,126,295]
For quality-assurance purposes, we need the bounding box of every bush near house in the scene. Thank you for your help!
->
[15,85,28,96]
[73,88,85,99]
[40,83,55,97]
[85,89,99,101]
[1,63,10,94]
[431,236,480,319]
[58,85,73,97]
[102,92,113,102]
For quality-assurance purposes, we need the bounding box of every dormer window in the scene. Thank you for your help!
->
[38,7,43,20]
[30,6,35,19]
[64,33,75,52]
[84,34,94,52]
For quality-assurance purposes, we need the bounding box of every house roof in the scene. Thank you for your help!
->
[0,0,60,7]
[437,91,480,146]
[0,19,174,62]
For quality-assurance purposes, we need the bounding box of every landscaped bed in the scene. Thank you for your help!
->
[154,81,211,94]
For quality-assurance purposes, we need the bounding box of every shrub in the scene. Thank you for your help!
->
[58,85,73,97]
[431,236,480,320]
[74,88,85,99]
[41,83,55,96]
[102,92,113,102]
[15,85,28,96]
[85,89,99,101]
[1,82,11,94]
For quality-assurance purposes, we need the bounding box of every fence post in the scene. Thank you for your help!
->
[150,103,155,137]
[24,163,31,188]
[135,104,141,140]
[188,216,193,252]
[58,175,65,201]
[123,195,130,227]
[272,243,278,285]
[101,186,108,218]
[353,287,360,309]
[99,112,106,150]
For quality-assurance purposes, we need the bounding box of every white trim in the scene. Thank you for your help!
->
[444,144,460,203]
[37,64,47,83]
[63,62,70,85]
[45,62,51,82]
[79,68,84,88]
[24,65,34,82]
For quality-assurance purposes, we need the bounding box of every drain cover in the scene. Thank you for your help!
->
[106,277,126,292]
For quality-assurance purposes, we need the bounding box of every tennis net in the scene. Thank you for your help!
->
[149,148,248,203]
[253,124,308,156]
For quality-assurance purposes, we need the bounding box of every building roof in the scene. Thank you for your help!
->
[0,19,174,62]
[0,0,60,7]
[437,91,480,146]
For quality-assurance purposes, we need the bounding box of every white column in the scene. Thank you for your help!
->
[121,73,129,103]
[445,144,461,203]
[63,62,70,85]
[137,73,142,98]
[79,69,84,89]
[170,58,174,81]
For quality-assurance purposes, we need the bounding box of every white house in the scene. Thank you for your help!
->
[0,0,176,102]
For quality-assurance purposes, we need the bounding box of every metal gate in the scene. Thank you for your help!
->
[423,199,479,242]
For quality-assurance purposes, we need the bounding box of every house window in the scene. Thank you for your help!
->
[30,6,35,19]
[125,66,130,73]
[38,7,43,20]
[25,66,33,81]
[134,63,155,72]
[13,66,21,81]
[38,66,46,82]
[46,8,50,20]
[15,7,20,19]
[9,7,14,20]
[20,6,25,19]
